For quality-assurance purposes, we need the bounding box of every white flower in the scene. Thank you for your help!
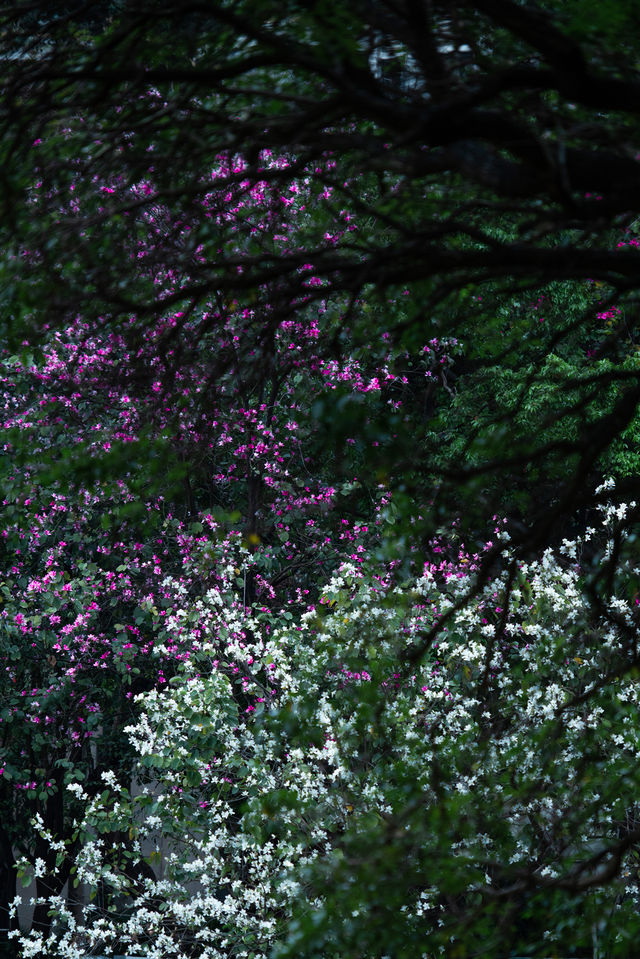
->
[100,769,119,788]
[66,782,87,799]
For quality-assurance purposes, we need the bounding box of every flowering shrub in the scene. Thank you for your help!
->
[11,493,640,958]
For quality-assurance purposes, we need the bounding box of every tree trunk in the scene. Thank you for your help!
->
[0,825,16,957]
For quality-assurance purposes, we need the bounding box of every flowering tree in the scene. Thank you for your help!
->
[3,198,640,959]
[2,3,640,957]
[11,493,640,958]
